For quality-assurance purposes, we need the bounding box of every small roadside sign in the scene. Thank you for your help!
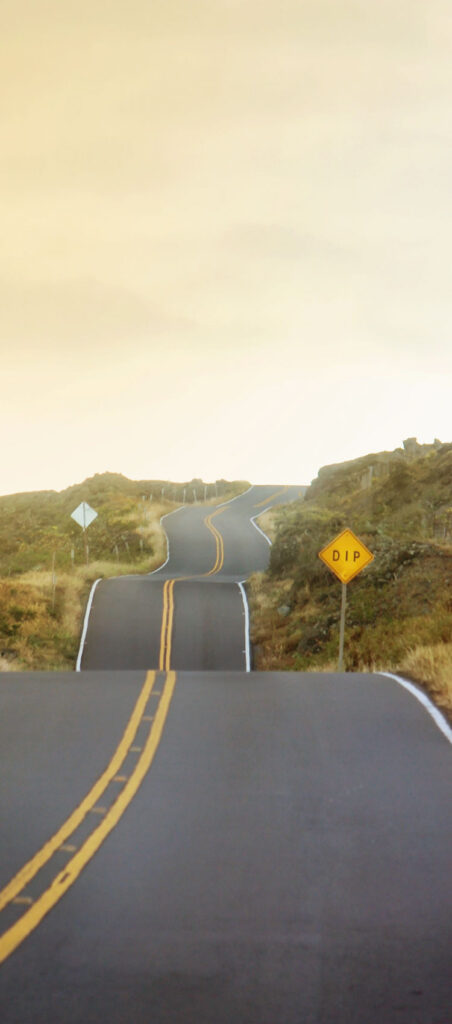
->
[71,502,98,530]
[318,528,374,584]
[70,502,98,565]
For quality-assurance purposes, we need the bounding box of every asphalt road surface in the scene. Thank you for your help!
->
[79,484,302,671]
[0,483,451,1022]
[0,669,451,1023]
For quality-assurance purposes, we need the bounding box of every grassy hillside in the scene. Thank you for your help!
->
[0,473,248,671]
[249,443,452,718]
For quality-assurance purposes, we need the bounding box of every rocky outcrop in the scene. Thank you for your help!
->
[402,437,442,457]
[310,439,445,496]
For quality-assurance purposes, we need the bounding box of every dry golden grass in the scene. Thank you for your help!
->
[131,501,173,567]
[0,576,68,670]
[399,643,452,716]
[248,572,278,612]
[248,572,293,609]
[300,660,339,673]
[256,509,277,543]
[0,655,19,671]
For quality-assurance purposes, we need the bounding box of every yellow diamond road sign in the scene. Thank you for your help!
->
[318,528,374,584]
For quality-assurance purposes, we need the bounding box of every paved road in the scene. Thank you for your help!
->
[0,669,451,1023]
[1,482,451,1021]
[80,484,302,671]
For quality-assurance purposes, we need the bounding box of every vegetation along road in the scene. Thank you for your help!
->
[0,484,451,1023]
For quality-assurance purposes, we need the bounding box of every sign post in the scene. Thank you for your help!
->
[318,528,374,671]
[338,582,347,671]
[70,502,98,564]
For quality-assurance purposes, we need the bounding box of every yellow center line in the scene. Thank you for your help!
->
[0,669,157,915]
[253,485,289,509]
[165,580,176,671]
[0,671,177,966]
[159,580,176,671]
[158,585,168,671]
[203,509,225,576]
[157,508,227,669]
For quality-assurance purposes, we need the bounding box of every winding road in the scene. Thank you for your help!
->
[78,484,302,671]
[0,484,451,1023]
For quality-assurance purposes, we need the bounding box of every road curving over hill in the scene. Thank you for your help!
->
[78,484,302,671]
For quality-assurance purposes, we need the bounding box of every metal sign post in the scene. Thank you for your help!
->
[338,582,347,671]
[318,528,374,671]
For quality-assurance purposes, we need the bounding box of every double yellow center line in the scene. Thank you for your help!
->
[0,669,176,965]
[159,508,226,671]
[203,509,225,576]
[159,580,176,671]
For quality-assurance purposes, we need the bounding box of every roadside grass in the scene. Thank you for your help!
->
[399,644,452,717]
[249,447,452,720]
[0,655,19,671]
[249,570,452,720]
[254,510,278,543]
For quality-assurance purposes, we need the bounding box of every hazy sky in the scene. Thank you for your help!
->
[1,0,451,493]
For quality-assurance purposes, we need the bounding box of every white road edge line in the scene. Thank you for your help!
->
[250,509,272,546]
[237,581,251,673]
[75,578,102,672]
[379,671,452,745]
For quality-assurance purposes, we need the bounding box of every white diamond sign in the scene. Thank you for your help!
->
[71,502,98,530]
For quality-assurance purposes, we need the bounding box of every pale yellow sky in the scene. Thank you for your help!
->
[1,1,451,493]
